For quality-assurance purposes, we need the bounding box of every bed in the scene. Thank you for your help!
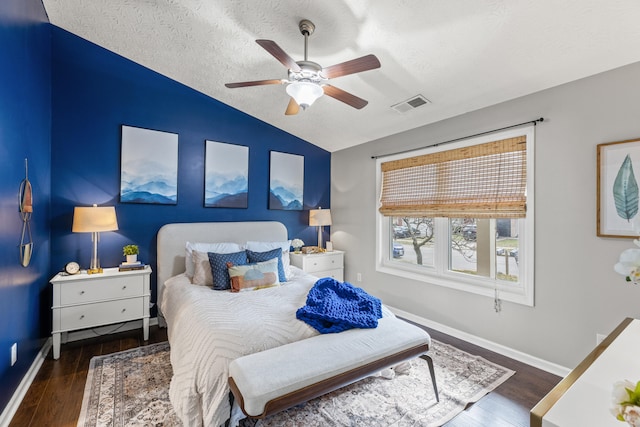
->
[156,221,291,327]
[156,221,424,427]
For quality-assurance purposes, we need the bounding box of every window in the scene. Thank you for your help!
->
[376,127,534,306]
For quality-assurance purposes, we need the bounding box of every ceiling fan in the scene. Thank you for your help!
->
[225,19,381,115]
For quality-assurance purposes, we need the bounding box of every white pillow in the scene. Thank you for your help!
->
[185,241,244,278]
[192,250,214,286]
[245,240,292,280]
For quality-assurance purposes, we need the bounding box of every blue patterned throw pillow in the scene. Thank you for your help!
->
[246,248,286,282]
[208,251,248,290]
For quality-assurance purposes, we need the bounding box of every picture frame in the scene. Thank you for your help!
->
[204,140,249,208]
[120,125,178,205]
[269,151,304,210]
[597,138,640,237]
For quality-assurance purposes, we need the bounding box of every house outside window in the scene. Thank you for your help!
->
[375,126,535,306]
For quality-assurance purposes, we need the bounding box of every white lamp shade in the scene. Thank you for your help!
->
[286,82,324,108]
[309,208,332,226]
[72,205,118,232]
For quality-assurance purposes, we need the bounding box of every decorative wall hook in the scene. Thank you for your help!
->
[19,158,33,267]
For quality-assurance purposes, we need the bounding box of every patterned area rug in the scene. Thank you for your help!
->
[77,339,514,427]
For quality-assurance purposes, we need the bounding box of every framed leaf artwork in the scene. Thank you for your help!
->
[597,138,640,237]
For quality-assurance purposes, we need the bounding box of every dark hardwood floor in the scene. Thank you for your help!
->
[9,323,560,427]
[424,326,561,427]
[9,326,168,427]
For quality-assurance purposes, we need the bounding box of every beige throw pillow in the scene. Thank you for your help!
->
[192,250,214,286]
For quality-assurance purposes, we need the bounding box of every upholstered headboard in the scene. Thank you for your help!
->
[156,221,288,326]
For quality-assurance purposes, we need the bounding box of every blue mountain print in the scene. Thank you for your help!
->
[269,185,302,210]
[121,157,177,204]
[205,173,248,208]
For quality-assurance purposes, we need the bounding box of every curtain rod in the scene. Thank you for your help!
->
[371,117,544,160]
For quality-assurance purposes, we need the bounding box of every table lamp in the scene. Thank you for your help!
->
[309,207,332,249]
[72,204,118,274]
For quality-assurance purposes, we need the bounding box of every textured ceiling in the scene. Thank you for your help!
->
[42,0,640,152]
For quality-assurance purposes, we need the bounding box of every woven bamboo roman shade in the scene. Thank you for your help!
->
[379,136,527,218]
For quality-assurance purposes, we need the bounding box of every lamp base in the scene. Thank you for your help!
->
[88,231,103,274]
[317,226,323,249]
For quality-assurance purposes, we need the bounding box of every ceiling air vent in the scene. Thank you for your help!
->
[391,95,431,113]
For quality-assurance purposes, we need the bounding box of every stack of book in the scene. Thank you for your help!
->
[118,261,146,271]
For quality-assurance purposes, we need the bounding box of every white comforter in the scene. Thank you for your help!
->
[160,268,320,427]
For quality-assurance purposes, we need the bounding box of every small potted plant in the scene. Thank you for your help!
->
[123,244,139,263]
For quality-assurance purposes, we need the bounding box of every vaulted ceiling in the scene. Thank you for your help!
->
[42,0,640,152]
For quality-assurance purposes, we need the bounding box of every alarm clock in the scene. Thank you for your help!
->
[64,261,80,275]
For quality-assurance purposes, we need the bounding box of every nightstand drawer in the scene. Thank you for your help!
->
[303,254,343,273]
[59,297,144,331]
[60,276,143,305]
[290,251,345,282]
[313,268,344,281]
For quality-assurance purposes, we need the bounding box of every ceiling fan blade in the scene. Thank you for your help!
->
[323,85,368,109]
[321,54,381,79]
[256,40,302,72]
[225,79,283,88]
[285,98,299,115]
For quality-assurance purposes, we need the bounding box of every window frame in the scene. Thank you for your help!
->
[375,126,535,306]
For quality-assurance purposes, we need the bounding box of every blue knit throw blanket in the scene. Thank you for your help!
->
[296,277,382,334]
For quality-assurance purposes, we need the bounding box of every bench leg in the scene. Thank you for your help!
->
[420,354,439,402]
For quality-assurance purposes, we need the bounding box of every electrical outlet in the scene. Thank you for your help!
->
[11,343,17,366]
[596,334,606,345]
[356,273,362,282]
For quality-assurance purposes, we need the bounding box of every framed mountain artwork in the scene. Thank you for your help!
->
[120,125,178,205]
[204,140,249,208]
[268,151,304,210]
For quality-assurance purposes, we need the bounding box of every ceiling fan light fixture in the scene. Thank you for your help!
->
[286,81,324,109]
[225,19,380,115]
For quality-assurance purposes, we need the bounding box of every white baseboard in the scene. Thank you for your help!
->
[388,305,570,377]
[0,338,52,427]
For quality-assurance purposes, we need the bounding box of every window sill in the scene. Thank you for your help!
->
[376,261,533,307]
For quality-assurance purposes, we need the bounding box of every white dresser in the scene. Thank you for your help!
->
[531,317,640,427]
[50,266,151,359]
[289,250,344,280]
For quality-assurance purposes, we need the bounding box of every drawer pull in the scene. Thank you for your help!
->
[79,315,85,319]
[122,286,127,290]
[80,291,85,295]
[121,308,126,313]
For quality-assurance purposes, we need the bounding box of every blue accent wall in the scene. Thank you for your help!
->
[0,0,51,413]
[0,3,330,414]
[50,28,331,313]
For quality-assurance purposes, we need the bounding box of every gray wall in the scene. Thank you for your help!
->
[331,61,640,369]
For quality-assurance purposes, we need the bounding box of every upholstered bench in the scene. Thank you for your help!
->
[228,316,438,418]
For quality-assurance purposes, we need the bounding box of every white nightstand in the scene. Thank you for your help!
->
[289,250,344,281]
[50,266,152,359]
